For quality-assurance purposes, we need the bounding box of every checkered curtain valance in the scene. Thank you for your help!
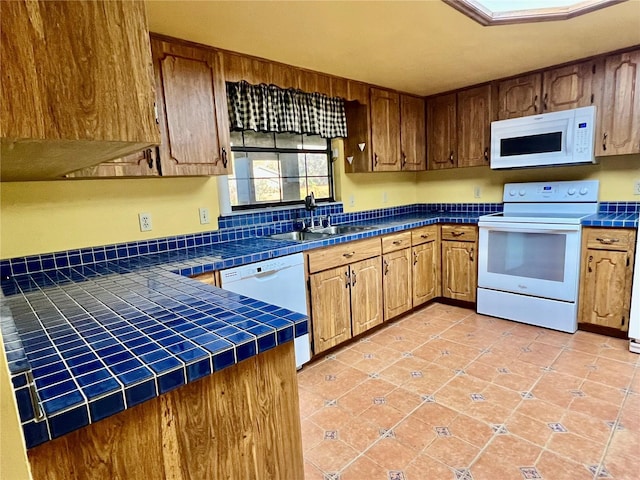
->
[226,81,347,138]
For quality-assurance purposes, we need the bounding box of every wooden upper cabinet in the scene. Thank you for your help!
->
[330,77,349,100]
[370,88,401,171]
[427,93,457,170]
[0,0,159,181]
[270,63,300,90]
[596,49,640,156]
[152,37,230,176]
[542,61,597,112]
[457,85,493,167]
[400,95,426,171]
[497,73,542,119]
[222,52,271,85]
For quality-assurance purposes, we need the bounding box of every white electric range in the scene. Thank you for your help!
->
[477,180,599,333]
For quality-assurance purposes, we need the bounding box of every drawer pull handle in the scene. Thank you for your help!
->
[451,231,465,237]
[383,259,389,276]
[470,247,474,262]
[392,240,402,245]
[343,252,355,258]
[420,234,430,239]
[413,251,418,266]
[351,270,357,286]
[345,270,351,288]
[588,255,593,272]
[596,237,619,245]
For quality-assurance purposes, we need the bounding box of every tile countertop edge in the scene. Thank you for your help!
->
[3,209,637,449]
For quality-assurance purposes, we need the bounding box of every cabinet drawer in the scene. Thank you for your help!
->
[441,225,477,242]
[308,238,382,273]
[584,228,636,251]
[382,232,411,253]
[411,225,439,246]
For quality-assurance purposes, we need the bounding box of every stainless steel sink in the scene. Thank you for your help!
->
[268,224,374,242]
[268,231,332,242]
[312,225,373,235]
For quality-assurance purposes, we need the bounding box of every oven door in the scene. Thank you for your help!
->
[478,221,582,302]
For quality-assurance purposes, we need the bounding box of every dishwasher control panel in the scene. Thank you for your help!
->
[220,253,304,283]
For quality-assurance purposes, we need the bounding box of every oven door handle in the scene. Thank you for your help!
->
[478,223,581,234]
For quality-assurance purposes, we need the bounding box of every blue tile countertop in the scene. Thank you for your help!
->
[1,201,636,449]
[582,201,640,228]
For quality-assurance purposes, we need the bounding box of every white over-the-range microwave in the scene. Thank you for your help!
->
[490,105,596,169]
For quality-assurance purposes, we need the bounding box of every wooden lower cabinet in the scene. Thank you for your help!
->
[351,257,384,336]
[383,248,412,321]
[28,343,304,480]
[441,225,478,303]
[578,227,636,335]
[412,240,440,307]
[310,265,353,353]
[189,271,219,286]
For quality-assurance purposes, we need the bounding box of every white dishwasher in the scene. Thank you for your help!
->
[219,253,311,368]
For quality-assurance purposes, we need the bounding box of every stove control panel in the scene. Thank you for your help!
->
[503,180,599,203]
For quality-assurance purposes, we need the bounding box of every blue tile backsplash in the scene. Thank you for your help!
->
[1,201,636,449]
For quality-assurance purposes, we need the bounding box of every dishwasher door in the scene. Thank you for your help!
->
[220,253,311,367]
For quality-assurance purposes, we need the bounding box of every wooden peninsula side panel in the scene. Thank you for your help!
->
[28,343,304,480]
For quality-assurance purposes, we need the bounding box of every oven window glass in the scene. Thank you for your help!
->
[487,231,566,282]
[501,132,562,156]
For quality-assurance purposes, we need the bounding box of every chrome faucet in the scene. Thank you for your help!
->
[304,192,318,230]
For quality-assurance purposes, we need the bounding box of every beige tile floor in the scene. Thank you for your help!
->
[297,302,640,480]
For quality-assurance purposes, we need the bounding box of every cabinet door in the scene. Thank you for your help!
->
[412,241,440,307]
[310,266,352,354]
[596,50,640,156]
[350,258,383,337]
[370,88,401,171]
[542,61,596,112]
[66,148,159,178]
[579,249,632,331]
[457,85,492,168]
[152,38,229,176]
[400,95,426,171]
[382,249,412,321]
[442,240,477,302]
[497,73,542,120]
[426,93,457,170]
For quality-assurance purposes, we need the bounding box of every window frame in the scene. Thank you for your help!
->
[228,131,335,211]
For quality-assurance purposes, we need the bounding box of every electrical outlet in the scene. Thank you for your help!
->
[138,213,152,232]
[382,192,388,204]
[634,180,640,195]
[474,186,482,198]
[199,207,210,225]
[349,194,355,207]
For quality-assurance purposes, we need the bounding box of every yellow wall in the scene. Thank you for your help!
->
[416,155,640,203]
[0,177,221,259]
[0,150,638,260]
[0,335,32,480]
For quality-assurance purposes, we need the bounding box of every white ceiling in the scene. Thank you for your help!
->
[146,0,640,96]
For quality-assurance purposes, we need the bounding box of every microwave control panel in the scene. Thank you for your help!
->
[572,108,596,161]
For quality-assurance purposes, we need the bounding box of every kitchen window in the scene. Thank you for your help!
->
[227,130,334,210]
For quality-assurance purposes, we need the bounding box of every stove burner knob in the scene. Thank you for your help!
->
[579,187,589,195]
[568,188,577,195]
[509,189,517,197]
[518,189,526,196]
